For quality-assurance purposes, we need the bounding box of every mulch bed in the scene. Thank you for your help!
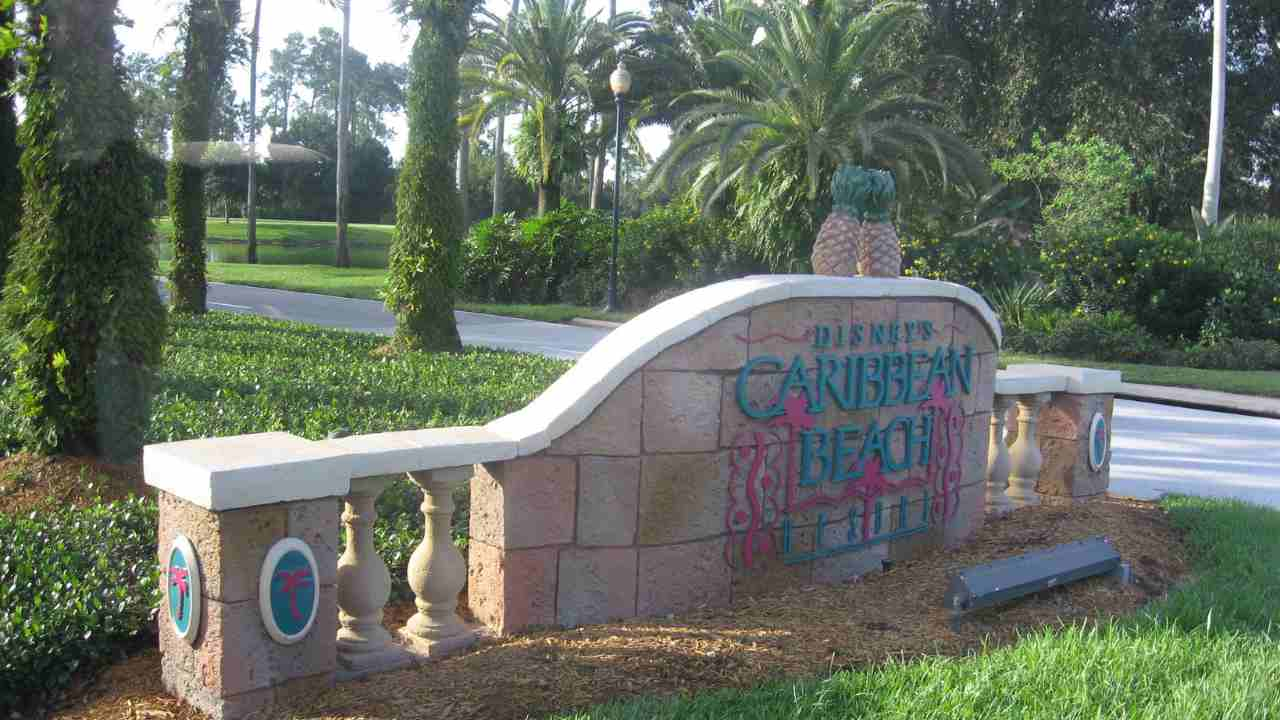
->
[54,497,1187,720]
[0,454,147,516]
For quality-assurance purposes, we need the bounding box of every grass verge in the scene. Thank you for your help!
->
[153,217,394,247]
[194,262,635,324]
[1002,352,1280,398]
[554,496,1280,719]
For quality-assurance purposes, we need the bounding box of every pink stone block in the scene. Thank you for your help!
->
[288,497,341,586]
[896,300,955,355]
[959,352,996,417]
[470,456,576,549]
[637,452,728,545]
[556,548,638,627]
[944,480,986,547]
[1039,393,1110,441]
[953,305,999,355]
[549,373,642,456]
[158,492,287,604]
[812,541,887,585]
[730,526,811,600]
[467,542,558,635]
[747,299,853,366]
[642,372,723,453]
[637,538,731,617]
[577,456,640,546]
[648,315,749,371]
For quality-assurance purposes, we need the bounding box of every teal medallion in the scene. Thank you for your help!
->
[166,535,201,643]
[259,538,319,644]
[1088,412,1108,471]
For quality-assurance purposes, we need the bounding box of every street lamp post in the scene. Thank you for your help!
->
[606,61,631,314]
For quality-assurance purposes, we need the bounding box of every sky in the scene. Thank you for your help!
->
[115,0,672,163]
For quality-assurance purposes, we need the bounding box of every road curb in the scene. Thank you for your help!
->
[1117,382,1280,420]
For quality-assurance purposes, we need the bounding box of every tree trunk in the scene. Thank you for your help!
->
[168,0,240,313]
[335,0,353,267]
[458,132,471,228]
[1,0,166,457]
[589,154,605,209]
[386,7,469,352]
[537,105,562,216]
[1200,0,1226,226]
[0,2,20,288]
[247,0,262,264]
[491,0,520,218]
[224,196,230,223]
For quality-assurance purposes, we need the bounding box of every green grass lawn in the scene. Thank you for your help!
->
[195,261,635,324]
[1002,352,1280,398]
[557,495,1280,719]
[153,217,395,247]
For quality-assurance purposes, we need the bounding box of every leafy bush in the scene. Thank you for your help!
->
[986,281,1057,331]
[1181,338,1280,371]
[0,497,159,713]
[1006,309,1166,363]
[1197,216,1280,342]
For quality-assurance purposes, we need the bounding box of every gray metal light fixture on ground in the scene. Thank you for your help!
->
[606,61,632,313]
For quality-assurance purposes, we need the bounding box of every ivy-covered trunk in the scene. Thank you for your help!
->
[385,3,472,352]
[0,2,19,286]
[0,0,166,459]
[536,104,562,216]
[166,0,239,313]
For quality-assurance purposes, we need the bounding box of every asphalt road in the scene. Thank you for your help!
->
[183,281,1280,509]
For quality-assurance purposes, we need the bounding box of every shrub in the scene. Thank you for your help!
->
[1197,216,1280,342]
[1007,309,1166,363]
[1181,338,1280,371]
[0,497,159,714]
[986,281,1057,331]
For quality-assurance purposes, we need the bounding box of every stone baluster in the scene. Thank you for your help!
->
[1006,392,1050,508]
[336,475,408,674]
[399,466,477,657]
[986,394,1015,514]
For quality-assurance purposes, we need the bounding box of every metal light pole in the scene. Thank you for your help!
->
[606,61,631,313]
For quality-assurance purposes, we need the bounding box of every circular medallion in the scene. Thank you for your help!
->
[166,535,201,643]
[1088,412,1108,472]
[259,538,320,645]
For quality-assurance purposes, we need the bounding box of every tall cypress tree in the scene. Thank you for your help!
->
[0,0,166,458]
[0,1,20,286]
[167,0,240,313]
[385,0,478,351]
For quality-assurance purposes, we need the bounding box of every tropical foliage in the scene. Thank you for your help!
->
[464,0,647,215]
[0,1,18,289]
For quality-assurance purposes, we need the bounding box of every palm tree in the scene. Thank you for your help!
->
[1200,0,1226,227]
[167,0,242,313]
[649,0,986,220]
[385,0,479,351]
[333,0,353,267]
[247,0,263,264]
[465,0,647,215]
[0,1,20,288]
[490,0,519,217]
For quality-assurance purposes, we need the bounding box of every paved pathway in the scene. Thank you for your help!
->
[201,282,608,360]
[1118,382,1280,420]
[195,282,1280,509]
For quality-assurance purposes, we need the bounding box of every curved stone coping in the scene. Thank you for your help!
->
[1000,363,1122,395]
[486,275,1002,456]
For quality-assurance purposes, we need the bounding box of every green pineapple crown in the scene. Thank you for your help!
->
[830,164,896,221]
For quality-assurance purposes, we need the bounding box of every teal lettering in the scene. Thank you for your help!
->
[815,354,849,411]
[858,420,886,467]
[779,355,818,411]
[813,325,831,349]
[856,355,885,409]
[883,352,909,407]
[952,344,974,395]
[905,320,917,343]
[908,413,935,467]
[905,350,931,402]
[883,415,914,472]
[851,325,864,346]
[736,355,784,418]
[832,424,864,482]
[799,429,830,487]
[926,346,952,396]
[872,324,886,345]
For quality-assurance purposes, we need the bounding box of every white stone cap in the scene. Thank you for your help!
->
[994,371,1066,395]
[486,275,1002,456]
[1002,363,1122,394]
[328,426,516,479]
[144,432,353,511]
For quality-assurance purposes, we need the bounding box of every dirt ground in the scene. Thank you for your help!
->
[52,497,1187,720]
[0,453,147,515]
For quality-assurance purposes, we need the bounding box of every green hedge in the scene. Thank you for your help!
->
[461,203,767,310]
[0,497,159,714]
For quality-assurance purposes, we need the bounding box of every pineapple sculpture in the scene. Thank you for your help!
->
[856,169,900,277]
[810,164,869,276]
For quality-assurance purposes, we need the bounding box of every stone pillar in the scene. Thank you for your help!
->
[399,466,478,658]
[336,475,413,677]
[986,394,1015,514]
[145,432,351,720]
[1007,393,1049,508]
[1035,392,1116,502]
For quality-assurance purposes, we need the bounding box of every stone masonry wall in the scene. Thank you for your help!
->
[468,296,999,635]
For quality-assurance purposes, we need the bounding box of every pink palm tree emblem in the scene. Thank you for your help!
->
[274,567,314,622]
[168,566,190,621]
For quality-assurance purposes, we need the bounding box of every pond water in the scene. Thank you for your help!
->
[152,241,389,268]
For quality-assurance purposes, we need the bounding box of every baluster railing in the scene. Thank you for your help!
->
[399,466,477,656]
[986,394,1015,514]
[1007,392,1050,508]
[336,475,409,674]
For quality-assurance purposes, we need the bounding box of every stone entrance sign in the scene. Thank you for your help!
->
[470,275,1000,634]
